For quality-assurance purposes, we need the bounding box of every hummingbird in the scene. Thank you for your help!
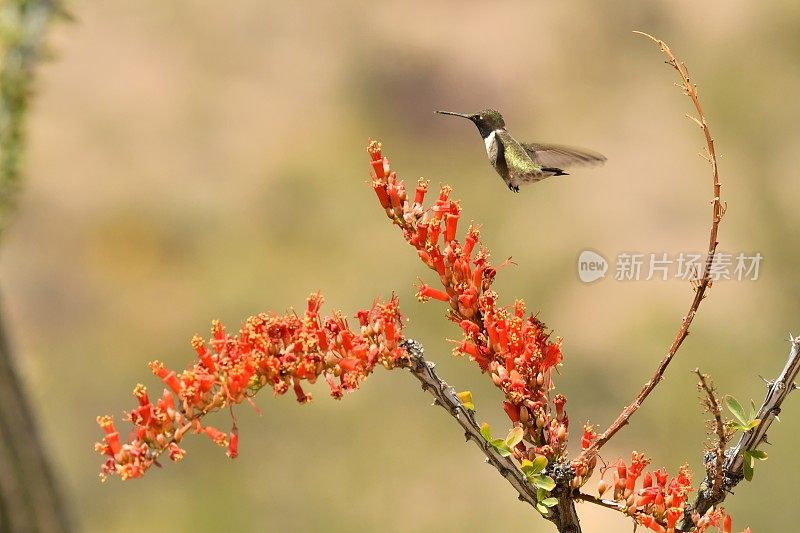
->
[436,108,606,192]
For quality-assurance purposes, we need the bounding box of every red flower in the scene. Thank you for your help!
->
[95,293,409,481]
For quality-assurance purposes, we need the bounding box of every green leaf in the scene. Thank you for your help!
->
[532,474,556,491]
[536,503,550,515]
[731,418,760,433]
[540,497,559,507]
[742,451,754,481]
[521,457,546,477]
[748,449,768,460]
[505,426,524,448]
[725,395,748,426]
[490,439,513,457]
[480,423,492,442]
[531,455,548,474]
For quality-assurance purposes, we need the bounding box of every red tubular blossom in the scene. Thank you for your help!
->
[456,339,480,358]
[150,362,182,394]
[383,317,395,340]
[367,138,382,160]
[459,320,481,337]
[432,254,446,277]
[640,516,665,533]
[324,372,343,399]
[373,180,391,209]
[292,379,311,404]
[503,401,520,423]
[338,358,360,372]
[463,225,479,259]
[666,509,681,529]
[416,283,449,302]
[97,416,122,456]
[581,425,597,450]
[371,158,385,179]
[307,292,323,314]
[387,182,401,210]
[541,342,563,372]
[204,426,228,447]
[133,383,150,407]
[428,223,441,250]
[496,322,509,352]
[168,442,185,462]
[471,264,484,288]
[457,291,476,309]
[414,178,429,205]
[445,213,459,243]
[192,335,216,372]
[414,221,429,248]
[212,319,225,343]
[227,427,239,459]
[617,461,628,481]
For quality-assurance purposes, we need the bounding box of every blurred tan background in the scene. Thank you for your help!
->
[2,1,799,531]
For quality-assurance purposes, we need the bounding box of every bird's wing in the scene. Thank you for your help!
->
[497,131,543,184]
[493,131,549,190]
[522,143,606,169]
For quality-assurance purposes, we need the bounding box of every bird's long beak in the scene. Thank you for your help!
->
[435,110,475,120]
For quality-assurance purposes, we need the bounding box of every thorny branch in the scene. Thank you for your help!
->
[580,32,725,462]
[400,339,582,533]
[690,336,800,519]
[693,369,729,499]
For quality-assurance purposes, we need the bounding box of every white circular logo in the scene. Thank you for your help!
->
[577,250,608,283]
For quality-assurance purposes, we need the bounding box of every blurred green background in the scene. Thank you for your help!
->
[2,1,800,531]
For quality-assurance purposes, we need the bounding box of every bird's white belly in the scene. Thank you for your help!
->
[484,130,497,157]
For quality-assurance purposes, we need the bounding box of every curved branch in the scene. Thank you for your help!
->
[581,32,725,461]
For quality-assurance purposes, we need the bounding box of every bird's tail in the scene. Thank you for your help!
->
[542,166,569,176]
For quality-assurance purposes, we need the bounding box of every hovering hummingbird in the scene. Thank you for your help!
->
[436,108,606,192]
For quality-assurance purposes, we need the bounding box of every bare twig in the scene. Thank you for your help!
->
[693,369,728,498]
[400,339,582,533]
[690,336,800,519]
[581,32,724,461]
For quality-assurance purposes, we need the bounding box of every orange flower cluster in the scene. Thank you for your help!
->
[368,139,567,462]
[597,453,748,533]
[95,293,408,481]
